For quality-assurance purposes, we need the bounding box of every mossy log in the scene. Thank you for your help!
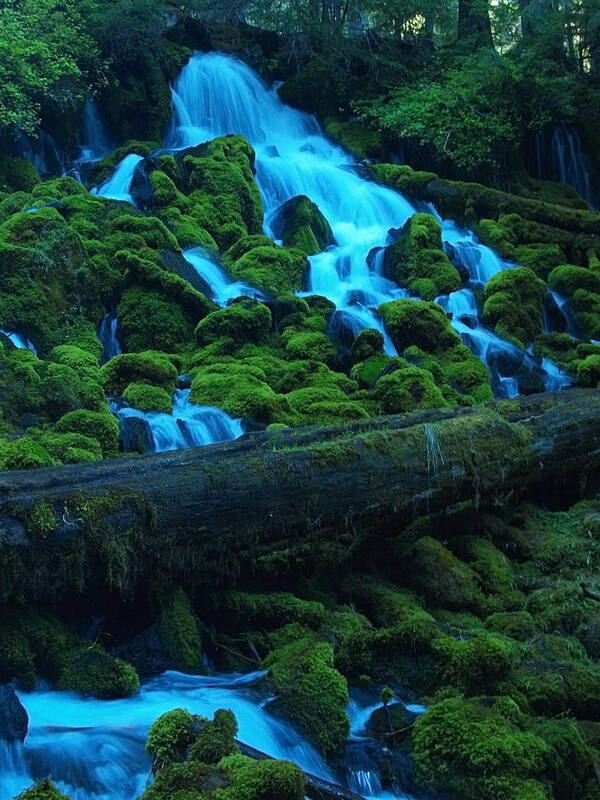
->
[1,389,600,604]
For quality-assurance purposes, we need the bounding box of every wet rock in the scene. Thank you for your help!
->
[0,685,28,742]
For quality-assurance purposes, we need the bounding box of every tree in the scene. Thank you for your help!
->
[0,0,100,134]
[458,0,493,46]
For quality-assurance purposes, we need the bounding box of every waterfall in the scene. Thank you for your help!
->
[98,313,122,363]
[91,154,144,203]
[551,126,597,209]
[112,388,245,453]
[79,99,112,163]
[166,51,568,396]
[183,249,264,306]
[1,329,37,355]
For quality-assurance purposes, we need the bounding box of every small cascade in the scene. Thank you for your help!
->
[91,154,144,203]
[8,671,337,800]
[0,329,37,355]
[98,313,122,363]
[112,389,245,453]
[183,249,264,306]
[440,219,513,286]
[436,289,572,397]
[79,99,112,163]
[551,126,597,209]
[545,291,579,338]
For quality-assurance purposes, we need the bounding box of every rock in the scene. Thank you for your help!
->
[367,703,412,736]
[271,195,335,255]
[0,685,28,742]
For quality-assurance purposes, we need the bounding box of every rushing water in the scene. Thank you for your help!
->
[0,673,426,800]
[183,249,264,306]
[111,388,245,453]
[91,154,144,203]
[166,51,570,394]
[98,313,122,364]
[0,330,37,355]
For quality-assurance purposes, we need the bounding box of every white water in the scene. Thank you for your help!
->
[91,154,144,203]
[0,329,37,355]
[183,249,264,306]
[551,126,597,209]
[79,99,112,164]
[0,673,426,800]
[166,51,568,389]
[112,388,245,453]
[98,313,122,363]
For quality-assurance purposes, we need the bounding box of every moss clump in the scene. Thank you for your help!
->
[282,330,336,365]
[432,633,519,693]
[122,382,173,414]
[484,611,536,641]
[55,409,119,457]
[222,592,325,631]
[195,301,272,346]
[146,708,195,768]
[379,299,460,353]
[99,351,178,395]
[218,752,305,800]
[190,362,288,423]
[384,213,461,300]
[483,267,546,346]
[412,696,551,800]
[404,536,481,610]
[15,779,70,800]
[58,646,140,699]
[188,708,238,764]
[264,634,350,755]
[117,287,197,353]
[271,195,334,256]
[157,586,204,673]
[28,500,58,540]
[225,242,307,297]
[351,328,384,363]
[325,118,384,160]
[370,163,438,195]
[0,158,41,193]
[374,365,447,413]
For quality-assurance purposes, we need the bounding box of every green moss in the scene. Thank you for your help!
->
[350,329,384,363]
[404,536,481,610]
[58,646,140,699]
[432,633,519,693]
[226,244,307,297]
[100,351,178,395]
[33,431,103,464]
[55,409,119,457]
[264,635,349,754]
[93,141,159,184]
[379,299,460,354]
[146,708,195,768]
[374,365,447,413]
[218,752,305,800]
[282,330,336,364]
[485,611,536,641]
[482,267,546,346]
[222,592,325,631]
[28,500,57,540]
[122,382,172,414]
[370,163,438,196]
[548,264,600,296]
[384,213,461,300]
[195,301,272,346]
[15,779,71,800]
[412,696,551,800]
[117,287,196,353]
[188,708,238,764]
[157,586,204,673]
[271,195,334,256]
[190,362,288,423]
[0,437,57,471]
[0,158,41,193]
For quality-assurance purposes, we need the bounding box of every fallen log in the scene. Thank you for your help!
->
[1,388,599,604]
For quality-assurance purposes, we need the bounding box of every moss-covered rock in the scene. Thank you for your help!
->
[157,586,204,673]
[483,267,546,346]
[0,158,41,194]
[15,779,71,800]
[271,195,334,256]
[58,646,140,699]
[379,299,460,353]
[117,286,197,353]
[374,365,447,413]
[195,301,272,346]
[264,633,350,755]
[99,351,178,395]
[384,213,461,300]
[55,409,119,457]
[122,382,173,414]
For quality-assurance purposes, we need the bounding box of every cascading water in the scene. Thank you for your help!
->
[98,313,122,363]
[167,52,568,391]
[183,249,264,306]
[111,388,245,453]
[551,125,597,210]
[2,673,426,800]
[0,330,37,355]
[91,154,144,203]
[79,99,112,164]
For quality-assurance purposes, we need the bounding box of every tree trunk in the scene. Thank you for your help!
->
[1,389,600,605]
[458,0,493,47]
